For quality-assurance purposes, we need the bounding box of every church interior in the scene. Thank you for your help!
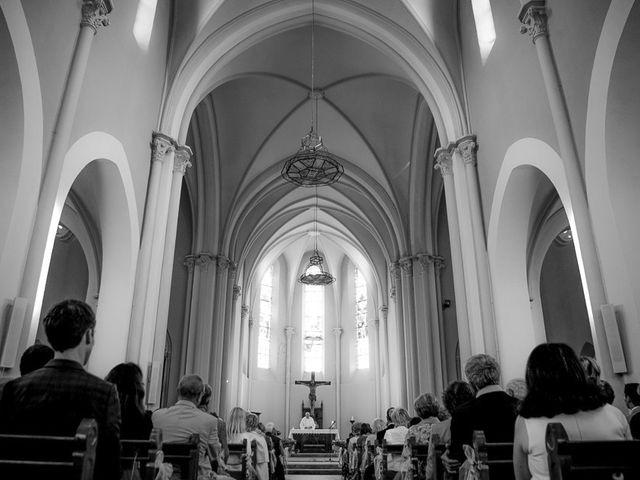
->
[1,0,640,437]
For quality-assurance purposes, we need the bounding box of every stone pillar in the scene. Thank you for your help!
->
[180,254,197,374]
[149,145,192,405]
[186,252,215,376]
[333,327,343,433]
[284,326,295,432]
[519,1,616,385]
[21,0,113,345]
[434,149,472,364]
[399,257,419,404]
[372,318,382,414]
[237,304,250,404]
[389,262,408,407]
[221,283,242,413]
[456,136,497,356]
[379,305,391,408]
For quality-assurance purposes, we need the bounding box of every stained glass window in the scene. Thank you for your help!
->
[355,267,369,369]
[257,265,273,369]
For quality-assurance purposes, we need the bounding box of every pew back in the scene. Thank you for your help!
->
[381,440,404,480]
[472,430,515,480]
[430,434,447,480]
[121,428,162,480]
[163,433,200,480]
[546,422,640,480]
[226,439,249,480]
[0,417,97,480]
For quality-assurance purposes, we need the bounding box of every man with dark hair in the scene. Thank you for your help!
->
[446,354,518,468]
[0,299,121,480]
[153,374,221,479]
[624,382,640,439]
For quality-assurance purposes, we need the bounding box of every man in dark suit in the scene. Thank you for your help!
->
[446,354,518,468]
[624,383,640,439]
[0,300,121,480]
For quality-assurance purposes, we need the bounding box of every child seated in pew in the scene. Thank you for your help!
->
[513,343,631,480]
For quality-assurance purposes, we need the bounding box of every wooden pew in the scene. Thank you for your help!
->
[121,428,162,480]
[472,430,514,480]
[430,433,447,480]
[405,436,429,480]
[546,422,640,479]
[0,417,97,480]
[226,439,250,480]
[380,439,404,480]
[163,433,200,480]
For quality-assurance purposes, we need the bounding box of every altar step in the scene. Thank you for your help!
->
[287,453,341,475]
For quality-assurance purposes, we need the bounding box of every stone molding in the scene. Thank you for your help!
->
[456,135,478,167]
[81,0,113,33]
[519,0,548,43]
[399,257,414,276]
[388,262,400,299]
[233,284,242,301]
[184,252,215,271]
[241,304,249,320]
[415,253,446,271]
[174,145,193,174]
[434,147,454,177]
[151,132,175,164]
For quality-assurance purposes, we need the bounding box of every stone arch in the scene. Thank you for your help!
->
[160,1,466,145]
[27,132,139,377]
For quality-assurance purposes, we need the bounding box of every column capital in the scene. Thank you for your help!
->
[399,256,414,276]
[151,132,175,164]
[455,135,478,166]
[332,327,343,337]
[434,146,454,177]
[81,0,113,33]
[284,326,296,337]
[388,262,400,299]
[379,305,388,321]
[174,145,193,175]
[241,304,249,320]
[415,253,447,272]
[519,0,548,43]
[233,284,242,302]
[216,255,232,273]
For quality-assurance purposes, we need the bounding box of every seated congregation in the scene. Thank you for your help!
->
[1,299,640,480]
[339,347,640,480]
[0,300,287,480]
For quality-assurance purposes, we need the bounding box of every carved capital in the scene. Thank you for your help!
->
[196,252,215,269]
[285,326,296,338]
[374,318,380,329]
[233,284,242,301]
[151,132,175,164]
[399,257,414,276]
[388,263,400,299]
[216,255,231,273]
[456,135,478,167]
[184,254,197,272]
[332,327,343,337]
[174,145,193,175]
[241,304,249,321]
[415,253,446,272]
[248,317,254,330]
[81,0,113,33]
[519,0,548,43]
[379,305,388,321]
[434,147,454,177]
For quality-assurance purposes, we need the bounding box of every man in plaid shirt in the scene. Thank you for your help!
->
[0,299,121,480]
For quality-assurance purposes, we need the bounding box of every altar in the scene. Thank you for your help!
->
[288,428,340,453]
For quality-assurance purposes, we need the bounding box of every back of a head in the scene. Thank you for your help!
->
[442,381,475,414]
[414,392,440,419]
[464,354,500,391]
[228,407,247,435]
[43,299,95,352]
[624,383,640,406]
[360,422,372,435]
[390,407,411,427]
[246,412,259,431]
[520,343,603,418]
[580,355,602,385]
[385,407,395,423]
[177,374,204,402]
[199,383,213,410]
[19,344,54,375]
[265,422,275,433]
[372,417,386,433]
[105,362,145,406]
[505,378,528,401]
[351,421,362,435]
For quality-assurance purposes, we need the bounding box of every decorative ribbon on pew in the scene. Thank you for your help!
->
[153,451,173,480]
[460,444,484,480]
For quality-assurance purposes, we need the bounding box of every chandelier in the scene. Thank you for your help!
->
[281,0,343,187]
[299,187,335,285]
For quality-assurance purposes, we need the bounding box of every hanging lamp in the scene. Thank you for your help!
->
[299,186,335,285]
[281,0,343,187]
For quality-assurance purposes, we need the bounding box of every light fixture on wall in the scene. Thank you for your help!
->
[299,186,335,286]
[281,0,343,187]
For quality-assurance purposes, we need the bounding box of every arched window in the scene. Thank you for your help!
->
[257,265,273,369]
[355,267,369,369]
[303,284,324,373]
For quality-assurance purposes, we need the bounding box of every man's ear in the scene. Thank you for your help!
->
[85,328,94,345]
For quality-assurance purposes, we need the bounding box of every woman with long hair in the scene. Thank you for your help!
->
[105,362,152,439]
[246,413,269,480]
[514,343,630,479]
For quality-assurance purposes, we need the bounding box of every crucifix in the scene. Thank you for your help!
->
[295,371,331,412]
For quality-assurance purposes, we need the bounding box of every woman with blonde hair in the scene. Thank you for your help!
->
[246,413,269,480]
[226,407,255,478]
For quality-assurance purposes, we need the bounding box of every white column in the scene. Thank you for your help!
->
[399,257,419,403]
[237,304,250,404]
[21,0,112,345]
[379,305,391,409]
[372,318,382,415]
[210,256,234,411]
[148,146,192,406]
[457,136,497,356]
[221,283,242,413]
[389,263,408,407]
[180,255,197,374]
[284,326,295,433]
[333,327,343,433]
[186,253,215,375]
[128,133,175,360]
[519,1,617,385]
[434,149,472,364]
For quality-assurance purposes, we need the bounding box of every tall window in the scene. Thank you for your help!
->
[355,267,369,369]
[303,284,324,373]
[257,266,273,369]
